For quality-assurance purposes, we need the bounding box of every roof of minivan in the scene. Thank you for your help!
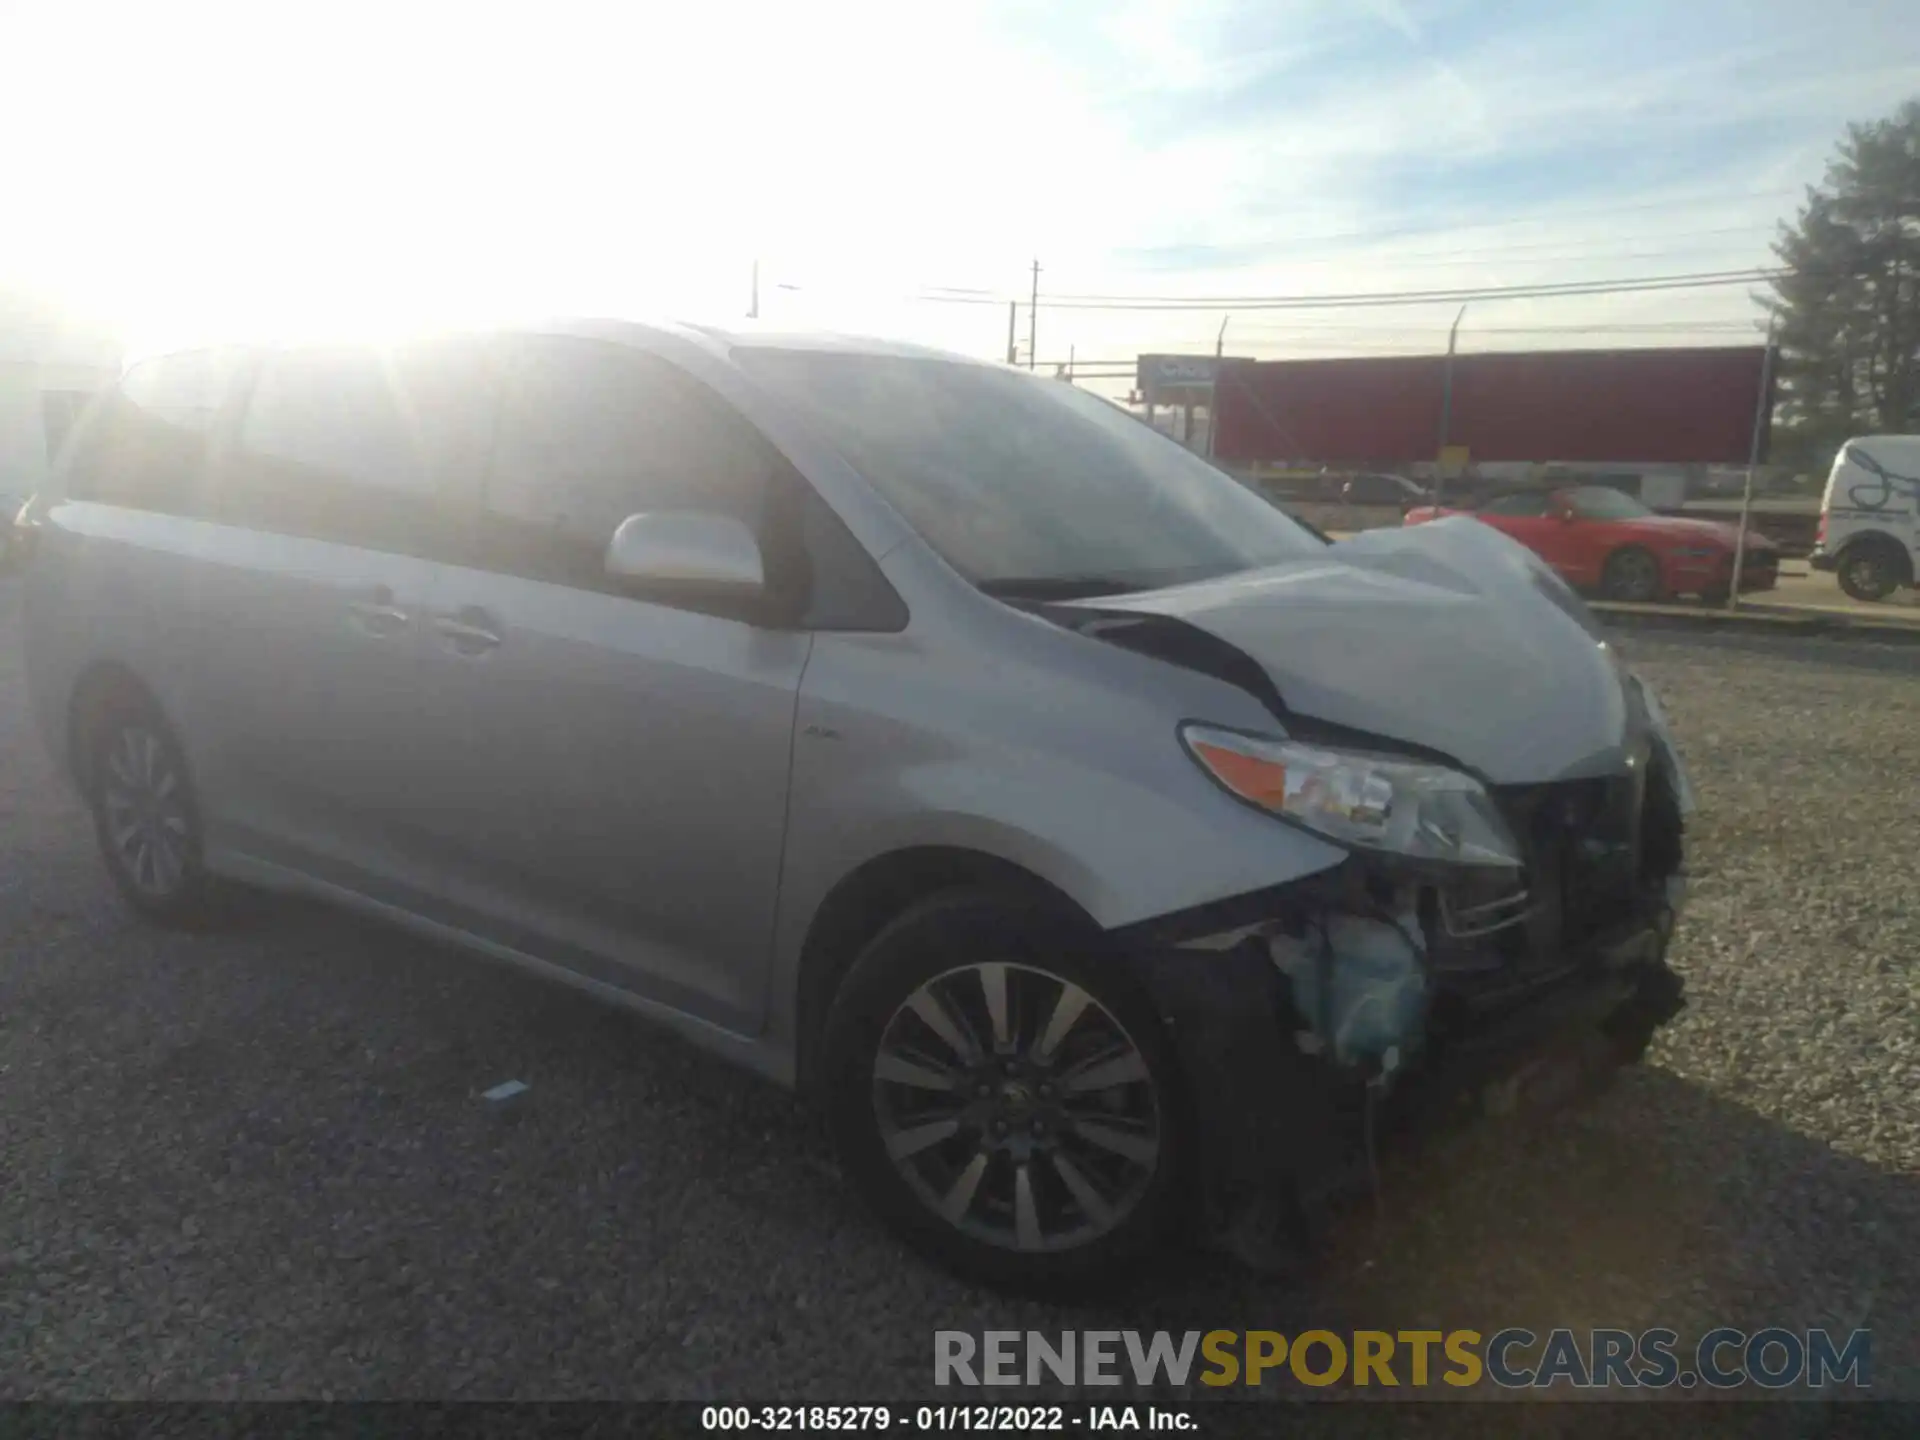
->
[672,320,1000,366]
[122,317,1003,374]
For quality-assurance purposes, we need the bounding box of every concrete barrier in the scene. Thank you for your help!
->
[1589,601,1920,646]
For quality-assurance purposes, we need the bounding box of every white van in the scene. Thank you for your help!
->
[1812,435,1920,601]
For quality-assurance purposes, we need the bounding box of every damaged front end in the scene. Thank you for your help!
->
[1120,741,1689,1273]
[1021,519,1697,1272]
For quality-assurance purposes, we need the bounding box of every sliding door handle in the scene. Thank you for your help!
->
[432,609,503,655]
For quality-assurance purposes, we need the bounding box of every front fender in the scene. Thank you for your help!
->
[806,760,1348,935]
[765,624,1352,1066]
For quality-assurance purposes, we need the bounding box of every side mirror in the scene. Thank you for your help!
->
[1553,504,1576,523]
[604,512,765,599]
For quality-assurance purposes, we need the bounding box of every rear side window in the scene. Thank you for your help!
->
[219,341,496,558]
[66,349,246,514]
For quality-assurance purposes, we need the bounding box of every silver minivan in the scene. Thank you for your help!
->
[20,319,1692,1292]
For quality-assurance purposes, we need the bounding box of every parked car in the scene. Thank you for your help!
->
[22,322,1691,1293]
[1404,484,1779,602]
[1810,435,1920,602]
[1337,471,1427,512]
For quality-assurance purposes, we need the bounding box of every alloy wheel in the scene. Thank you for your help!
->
[1842,552,1893,601]
[99,723,192,898]
[1609,550,1660,602]
[871,961,1162,1254]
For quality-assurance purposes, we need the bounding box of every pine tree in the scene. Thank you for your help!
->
[1765,99,1920,467]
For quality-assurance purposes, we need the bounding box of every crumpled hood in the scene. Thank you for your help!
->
[1067,518,1640,784]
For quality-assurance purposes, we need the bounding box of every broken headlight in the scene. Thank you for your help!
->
[1180,723,1523,867]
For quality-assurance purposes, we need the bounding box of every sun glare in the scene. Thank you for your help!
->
[1,0,1100,359]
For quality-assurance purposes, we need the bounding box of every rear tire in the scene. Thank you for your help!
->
[1836,540,1908,603]
[84,694,226,928]
[1601,546,1664,602]
[820,889,1189,1296]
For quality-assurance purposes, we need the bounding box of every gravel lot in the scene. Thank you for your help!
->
[1,576,1916,1403]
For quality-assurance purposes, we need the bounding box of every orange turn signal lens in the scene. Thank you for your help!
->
[1190,739,1290,810]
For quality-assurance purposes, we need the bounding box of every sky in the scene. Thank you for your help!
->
[2,0,1918,376]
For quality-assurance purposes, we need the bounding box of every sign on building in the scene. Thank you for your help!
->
[1136,354,1252,408]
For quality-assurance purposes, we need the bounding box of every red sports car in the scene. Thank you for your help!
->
[1403,485,1779,602]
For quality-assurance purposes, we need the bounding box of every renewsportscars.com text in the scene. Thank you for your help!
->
[934,1328,1871,1391]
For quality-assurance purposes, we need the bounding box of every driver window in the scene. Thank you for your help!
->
[477,338,782,594]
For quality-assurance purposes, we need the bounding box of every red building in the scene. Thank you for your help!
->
[1208,346,1772,467]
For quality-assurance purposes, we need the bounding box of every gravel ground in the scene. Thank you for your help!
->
[1,576,1915,1405]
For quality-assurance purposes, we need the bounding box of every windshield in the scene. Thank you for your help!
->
[735,349,1325,594]
[1567,486,1653,521]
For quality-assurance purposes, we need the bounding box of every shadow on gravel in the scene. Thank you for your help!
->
[1297,1070,1915,1361]
[1095,1071,1917,1406]
[96,890,1912,1402]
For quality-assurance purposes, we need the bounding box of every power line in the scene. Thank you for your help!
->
[901,206,1920,307]
[907,267,1780,312]
[1221,319,1763,337]
[1030,266,1773,305]
[917,226,1775,284]
[1053,252,1913,311]
[790,240,1907,317]
[908,245,1764,297]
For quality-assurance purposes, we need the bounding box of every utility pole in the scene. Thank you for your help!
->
[1434,303,1468,506]
[1208,316,1231,461]
[749,260,759,320]
[1728,316,1778,611]
[1028,258,1040,371]
[1006,301,1018,365]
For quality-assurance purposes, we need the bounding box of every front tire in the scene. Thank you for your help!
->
[821,889,1188,1295]
[1601,545,1664,602]
[85,696,224,928]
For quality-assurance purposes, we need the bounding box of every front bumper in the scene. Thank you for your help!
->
[1123,870,1685,1267]
[1737,554,1780,591]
